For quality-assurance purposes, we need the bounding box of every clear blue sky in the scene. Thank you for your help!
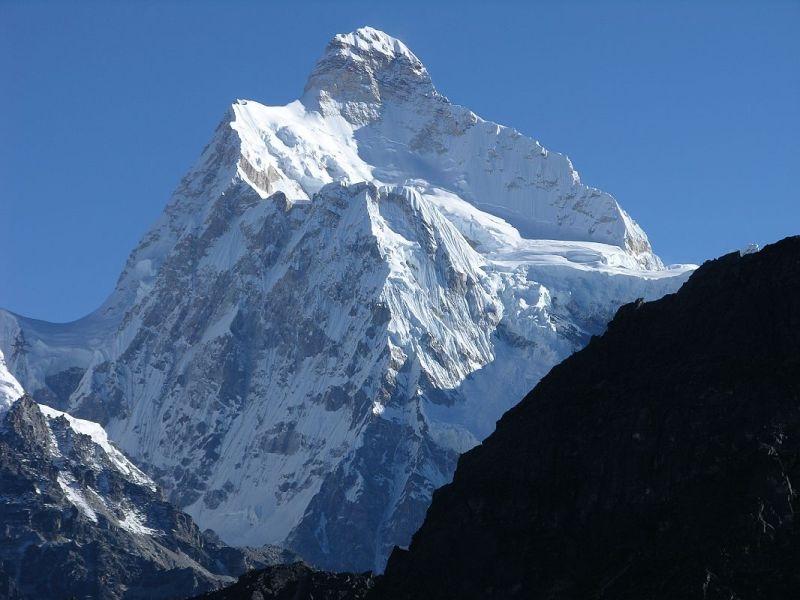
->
[1,1,798,322]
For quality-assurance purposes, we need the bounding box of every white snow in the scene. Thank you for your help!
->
[115,506,159,536]
[0,348,24,413]
[57,474,98,523]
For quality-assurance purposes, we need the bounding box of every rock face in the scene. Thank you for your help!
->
[0,391,294,600]
[191,562,374,600]
[0,27,693,572]
[375,236,800,599]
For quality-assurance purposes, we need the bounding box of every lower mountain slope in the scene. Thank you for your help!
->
[195,236,800,599]
[0,388,294,600]
[378,235,800,598]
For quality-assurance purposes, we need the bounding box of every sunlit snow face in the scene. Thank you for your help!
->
[0,348,23,413]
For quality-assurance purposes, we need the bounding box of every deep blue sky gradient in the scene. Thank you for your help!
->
[1,0,798,321]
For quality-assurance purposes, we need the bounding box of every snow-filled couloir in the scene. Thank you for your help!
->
[0,27,694,572]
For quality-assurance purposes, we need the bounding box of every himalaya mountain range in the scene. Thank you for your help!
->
[0,26,707,597]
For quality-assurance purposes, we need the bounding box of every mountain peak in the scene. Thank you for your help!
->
[303,26,437,109]
[333,27,418,62]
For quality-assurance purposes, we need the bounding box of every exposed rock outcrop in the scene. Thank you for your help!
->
[0,394,295,600]
[191,562,373,600]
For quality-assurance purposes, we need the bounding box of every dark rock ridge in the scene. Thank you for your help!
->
[190,562,373,600]
[0,396,295,600]
[377,236,800,598]
[198,236,800,599]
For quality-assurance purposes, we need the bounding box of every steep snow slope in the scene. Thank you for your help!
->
[0,348,23,412]
[0,27,694,572]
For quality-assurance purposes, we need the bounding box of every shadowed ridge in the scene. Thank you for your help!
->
[190,562,374,600]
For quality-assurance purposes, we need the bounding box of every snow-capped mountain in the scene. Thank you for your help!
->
[0,27,694,572]
[0,362,293,600]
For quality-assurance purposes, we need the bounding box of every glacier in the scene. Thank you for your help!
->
[0,27,694,571]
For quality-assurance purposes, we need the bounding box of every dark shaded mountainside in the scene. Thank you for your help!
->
[196,235,800,600]
[191,562,373,600]
[0,396,295,600]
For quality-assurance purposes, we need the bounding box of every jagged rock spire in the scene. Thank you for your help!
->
[303,26,438,110]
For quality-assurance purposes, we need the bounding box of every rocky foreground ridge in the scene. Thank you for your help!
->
[0,357,294,600]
